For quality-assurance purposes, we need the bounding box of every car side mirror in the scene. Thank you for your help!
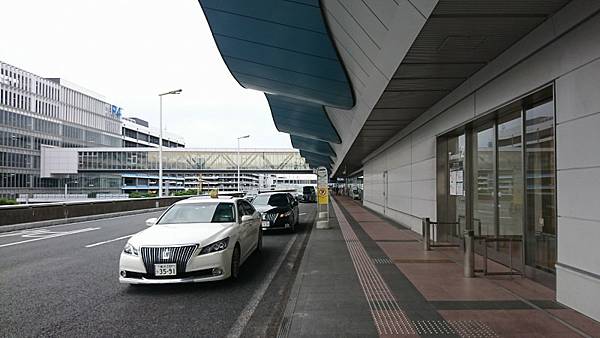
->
[145,217,158,226]
[241,215,253,223]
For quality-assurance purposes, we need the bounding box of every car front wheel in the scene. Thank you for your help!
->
[256,229,263,253]
[230,245,241,280]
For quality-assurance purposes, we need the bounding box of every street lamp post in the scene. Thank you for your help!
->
[64,180,78,200]
[237,135,250,192]
[158,89,182,197]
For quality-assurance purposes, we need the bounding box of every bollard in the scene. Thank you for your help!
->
[464,229,475,278]
[423,218,431,251]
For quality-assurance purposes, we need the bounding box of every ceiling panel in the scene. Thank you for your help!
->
[336,0,570,176]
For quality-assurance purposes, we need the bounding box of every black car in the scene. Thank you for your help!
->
[302,186,316,203]
[252,192,299,232]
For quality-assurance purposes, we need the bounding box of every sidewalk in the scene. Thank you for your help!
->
[279,196,600,337]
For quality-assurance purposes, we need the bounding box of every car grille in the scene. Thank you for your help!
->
[263,213,278,221]
[141,245,198,275]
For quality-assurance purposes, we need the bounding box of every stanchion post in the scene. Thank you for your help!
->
[423,218,431,251]
[464,229,475,278]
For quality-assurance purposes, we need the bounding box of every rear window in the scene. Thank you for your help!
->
[303,186,315,194]
[252,193,289,207]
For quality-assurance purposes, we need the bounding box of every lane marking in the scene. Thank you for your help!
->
[0,227,100,248]
[299,213,307,216]
[85,234,134,248]
[0,231,24,238]
[0,209,163,235]
[226,234,297,338]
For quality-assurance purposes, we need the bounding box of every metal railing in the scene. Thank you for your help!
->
[422,217,460,251]
[464,231,523,277]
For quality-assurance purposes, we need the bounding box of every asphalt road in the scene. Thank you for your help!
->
[0,203,316,337]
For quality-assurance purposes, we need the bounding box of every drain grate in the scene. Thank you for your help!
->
[372,257,393,264]
[412,320,498,337]
[449,320,499,337]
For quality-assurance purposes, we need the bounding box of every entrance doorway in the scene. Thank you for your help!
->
[436,86,556,286]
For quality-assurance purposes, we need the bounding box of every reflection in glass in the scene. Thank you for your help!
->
[525,100,556,273]
[472,125,495,236]
[497,111,523,265]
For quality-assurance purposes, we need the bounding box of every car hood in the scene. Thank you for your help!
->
[130,222,235,247]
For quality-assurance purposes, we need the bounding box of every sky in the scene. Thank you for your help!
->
[0,0,293,149]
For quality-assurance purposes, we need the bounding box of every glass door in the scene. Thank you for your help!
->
[472,123,495,237]
[525,99,556,274]
[497,111,524,268]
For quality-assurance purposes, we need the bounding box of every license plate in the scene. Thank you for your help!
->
[262,221,270,227]
[155,263,176,276]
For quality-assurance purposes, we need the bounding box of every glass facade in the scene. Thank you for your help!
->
[0,61,122,198]
[437,86,556,281]
[77,150,309,171]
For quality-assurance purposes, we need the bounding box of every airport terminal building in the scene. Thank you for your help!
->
[198,0,600,321]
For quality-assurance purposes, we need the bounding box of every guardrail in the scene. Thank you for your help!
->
[0,196,188,227]
[422,218,461,251]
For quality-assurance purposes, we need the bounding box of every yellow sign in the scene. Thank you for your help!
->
[318,187,329,205]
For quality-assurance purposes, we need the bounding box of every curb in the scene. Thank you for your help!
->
[0,207,167,234]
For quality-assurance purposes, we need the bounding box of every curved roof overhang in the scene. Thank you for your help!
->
[198,0,354,171]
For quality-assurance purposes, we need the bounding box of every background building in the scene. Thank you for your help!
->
[40,147,312,195]
[0,61,122,198]
[0,61,187,199]
[121,117,184,148]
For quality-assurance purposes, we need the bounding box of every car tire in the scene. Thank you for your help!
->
[230,245,241,280]
[256,229,263,253]
[290,218,296,233]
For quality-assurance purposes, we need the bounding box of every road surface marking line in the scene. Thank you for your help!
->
[0,231,24,238]
[299,213,307,216]
[0,227,100,248]
[8,209,164,232]
[85,234,134,248]
[226,234,297,338]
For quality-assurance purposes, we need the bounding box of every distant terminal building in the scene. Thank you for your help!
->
[0,61,121,198]
[0,61,185,198]
[121,117,184,148]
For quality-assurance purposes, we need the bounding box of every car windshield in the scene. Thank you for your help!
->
[157,202,235,224]
[252,194,288,207]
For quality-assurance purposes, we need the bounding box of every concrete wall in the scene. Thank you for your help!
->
[0,196,187,227]
[362,1,600,321]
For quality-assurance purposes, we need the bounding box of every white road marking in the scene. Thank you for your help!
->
[0,231,24,238]
[0,227,100,248]
[0,209,163,236]
[226,235,298,338]
[85,234,134,248]
[299,213,307,216]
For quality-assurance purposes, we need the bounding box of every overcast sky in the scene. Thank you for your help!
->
[0,0,292,149]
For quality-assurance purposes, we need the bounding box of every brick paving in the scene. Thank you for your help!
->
[279,196,600,337]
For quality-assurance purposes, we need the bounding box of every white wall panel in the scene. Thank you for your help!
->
[556,58,600,124]
[557,168,600,222]
[556,112,600,170]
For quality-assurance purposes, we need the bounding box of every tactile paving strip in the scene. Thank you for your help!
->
[333,200,499,337]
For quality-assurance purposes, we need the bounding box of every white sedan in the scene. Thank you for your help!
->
[119,196,262,284]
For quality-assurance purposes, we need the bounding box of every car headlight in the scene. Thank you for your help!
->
[199,237,230,255]
[123,242,139,256]
[279,210,292,218]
